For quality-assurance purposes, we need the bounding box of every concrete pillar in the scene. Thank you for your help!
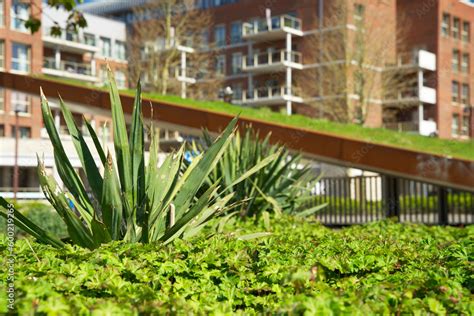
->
[55,48,61,70]
[286,32,292,115]
[417,69,424,132]
[247,42,254,98]
[181,51,186,98]
[54,109,60,130]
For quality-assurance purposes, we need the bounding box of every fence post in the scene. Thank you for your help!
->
[385,176,400,220]
[438,187,448,225]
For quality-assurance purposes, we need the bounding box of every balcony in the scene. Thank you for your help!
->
[393,50,436,71]
[43,57,98,82]
[242,15,303,42]
[383,86,437,106]
[42,28,99,54]
[235,86,303,106]
[384,120,437,137]
[243,50,303,73]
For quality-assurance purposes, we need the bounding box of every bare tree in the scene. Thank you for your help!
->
[296,0,414,126]
[129,0,222,98]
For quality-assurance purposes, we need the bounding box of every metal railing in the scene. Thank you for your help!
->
[243,15,302,36]
[0,187,41,193]
[243,50,302,68]
[43,57,93,76]
[383,121,419,132]
[307,175,473,225]
[43,27,96,46]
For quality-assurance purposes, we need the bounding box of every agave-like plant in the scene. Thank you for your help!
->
[0,69,273,249]
[197,128,325,218]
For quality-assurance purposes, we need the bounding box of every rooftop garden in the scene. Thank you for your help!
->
[39,74,474,161]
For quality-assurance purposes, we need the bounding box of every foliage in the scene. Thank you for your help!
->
[0,217,472,314]
[0,202,67,239]
[37,74,474,160]
[0,70,268,250]
[197,128,323,218]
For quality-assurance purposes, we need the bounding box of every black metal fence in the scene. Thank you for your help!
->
[309,175,474,226]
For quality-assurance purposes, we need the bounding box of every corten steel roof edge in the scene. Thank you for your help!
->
[1,71,473,192]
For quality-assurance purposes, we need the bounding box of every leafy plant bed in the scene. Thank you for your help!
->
[1,217,472,314]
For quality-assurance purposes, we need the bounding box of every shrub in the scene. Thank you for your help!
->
[198,128,324,218]
[0,69,270,249]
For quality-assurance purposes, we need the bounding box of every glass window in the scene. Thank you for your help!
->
[11,1,29,32]
[115,70,126,89]
[461,83,469,105]
[215,25,226,47]
[461,116,469,136]
[462,21,470,43]
[11,42,30,73]
[100,37,112,57]
[0,40,4,69]
[115,41,126,60]
[442,13,450,36]
[461,53,469,73]
[84,33,95,46]
[232,83,242,100]
[200,29,209,49]
[230,22,242,44]
[0,0,4,27]
[66,30,79,42]
[11,91,30,113]
[452,81,459,102]
[452,49,459,72]
[11,126,31,138]
[231,52,242,74]
[0,88,4,112]
[354,3,365,21]
[215,55,226,75]
[453,17,460,39]
[452,114,459,136]
[0,124,4,137]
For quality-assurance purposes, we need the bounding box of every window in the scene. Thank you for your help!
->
[354,3,365,21]
[232,83,242,100]
[215,25,226,47]
[452,49,459,72]
[11,126,31,138]
[0,88,4,112]
[0,40,4,69]
[442,13,450,36]
[100,65,108,85]
[11,1,29,32]
[230,22,242,44]
[461,116,470,136]
[0,125,4,137]
[115,71,126,89]
[215,55,226,75]
[461,84,469,105]
[11,42,30,73]
[462,21,470,43]
[452,81,459,102]
[84,33,95,46]
[0,0,4,27]
[11,91,30,114]
[200,29,209,49]
[453,17,460,39]
[115,41,126,60]
[66,30,79,42]
[100,37,112,57]
[452,114,459,136]
[461,53,469,73]
[231,52,242,74]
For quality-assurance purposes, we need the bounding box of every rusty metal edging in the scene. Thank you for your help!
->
[1,71,473,192]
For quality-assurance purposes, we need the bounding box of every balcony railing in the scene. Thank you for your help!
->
[43,27,96,47]
[384,120,437,136]
[43,57,93,76]
[243,15,302,37]
[243,50,302,69]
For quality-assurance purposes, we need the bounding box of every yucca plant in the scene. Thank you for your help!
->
[197,128,326,218]
[0,69,273,250]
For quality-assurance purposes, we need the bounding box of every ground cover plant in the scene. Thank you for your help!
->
[0,216,472,314]
[40,74,474,161]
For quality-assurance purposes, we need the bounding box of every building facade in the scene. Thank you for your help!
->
[82,0,474,139]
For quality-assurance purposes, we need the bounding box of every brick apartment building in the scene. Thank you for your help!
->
[82,0,474,139]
